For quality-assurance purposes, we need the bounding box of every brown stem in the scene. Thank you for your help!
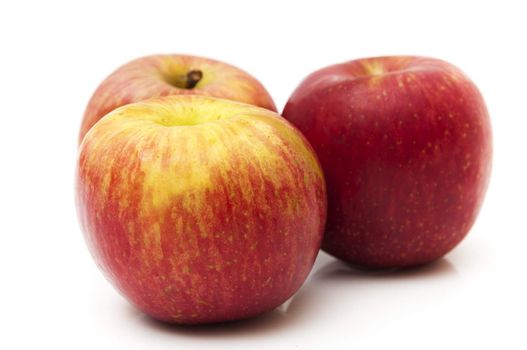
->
[185,70,203,89]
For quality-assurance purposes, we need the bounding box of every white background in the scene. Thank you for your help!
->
[1,1,526,349]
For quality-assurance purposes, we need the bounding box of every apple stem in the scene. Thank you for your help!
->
[186,70,203,89]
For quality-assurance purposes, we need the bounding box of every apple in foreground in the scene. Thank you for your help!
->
[283,56,492,268]
[79,54,276,144]
[76,95,326,324]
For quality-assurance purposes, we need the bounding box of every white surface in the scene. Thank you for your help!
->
[1,1,525,349]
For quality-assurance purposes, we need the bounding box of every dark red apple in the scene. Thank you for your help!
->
[283,56,492,268]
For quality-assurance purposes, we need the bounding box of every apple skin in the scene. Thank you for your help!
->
[79,54,277,144]
[76,95,326,324]
[283,56,492,268]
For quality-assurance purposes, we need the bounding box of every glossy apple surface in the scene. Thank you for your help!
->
[283,56,492,268]
[76,95,326,324]
[79,54,276,143]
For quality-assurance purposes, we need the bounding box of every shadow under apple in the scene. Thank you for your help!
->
[315,255,459,282]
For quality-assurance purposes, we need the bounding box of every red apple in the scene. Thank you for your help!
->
[283,56,492,268]
[76,95,326,324]
[79,54,276,144]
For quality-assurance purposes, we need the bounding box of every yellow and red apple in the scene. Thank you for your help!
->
[283,56,492,268]
[79,54,276,144]
[76,95,326,324]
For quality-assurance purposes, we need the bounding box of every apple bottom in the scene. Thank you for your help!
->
[91,210,322,324]
[321,198,480,269]
[112,258,307,325]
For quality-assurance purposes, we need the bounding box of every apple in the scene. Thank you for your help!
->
[283,56,492,268]
[76,95,326,324]
[79,54,276,144]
